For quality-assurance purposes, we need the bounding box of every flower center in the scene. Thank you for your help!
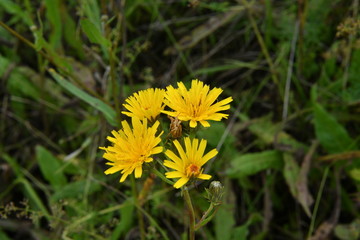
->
[186,163,201,177]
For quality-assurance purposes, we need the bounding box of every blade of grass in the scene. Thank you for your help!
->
[307,166,330,238]
[241,0,282,97]
[49,69,117,126]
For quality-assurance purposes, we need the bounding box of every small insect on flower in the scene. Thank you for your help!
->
[99,117,163,182]
[168,115,182,138]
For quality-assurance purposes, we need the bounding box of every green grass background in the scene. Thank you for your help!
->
[0,0,359,239]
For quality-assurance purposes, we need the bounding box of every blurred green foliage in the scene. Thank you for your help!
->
[0,0,359,239]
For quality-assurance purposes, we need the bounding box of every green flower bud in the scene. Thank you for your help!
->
[205,181,224,206]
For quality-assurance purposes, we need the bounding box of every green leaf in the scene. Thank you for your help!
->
[238,113,305,149]
[63,10,85,59]
[283,153,313,217]
[197,121,234,147]
[81,0,101,30]
[193,60,259,76]
[110,200,135,240]
[7,70,41,100]
[0,230,11,240]
[313,101,355,154]
[283,153,300,198]
[334,219,360,240]
[349,168,360,181]
[80,19,110,48]
[227,150,283,178]
[0,0,32,25]
[231,213,262,240]
[51,179,101,201]
[49,69,117,126]
[215,204,235,240]
[36,145,67,188]
[44,0,62,49]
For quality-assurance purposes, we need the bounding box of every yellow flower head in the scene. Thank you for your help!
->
[162,79,233,128]
[100,117,163,182]
[164,137,218,189]
[122,88,165,121]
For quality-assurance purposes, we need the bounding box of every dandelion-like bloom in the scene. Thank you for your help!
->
[164,137,218,188]
[99,117,163,182]
[122,88,165,121]
[162,79,233,128]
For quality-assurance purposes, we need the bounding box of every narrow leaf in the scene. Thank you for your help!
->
[80,19,110,48]
[283,153,300,198]
[215,205,235,240]
[36,145,67,188]
[231,213,262,239]
[110,199,135,240]
[227,150,283,178]
[51,179,101,201]
[313,102,355,153]
[49,69,117,126]
[44,0,62,49]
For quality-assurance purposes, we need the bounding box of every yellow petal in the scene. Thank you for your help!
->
[198,174,212,180]
[189,120,197,128]
[174,177,189,189]
[164,160,181,171]
[173,140,188,164]
[120,171,131,182]
[104,165,123,175]
[199,149,218,166]
[151,146,163,155]
[200,121,210,127]
[165,171,184,178]
[165,150,183,166]
[134,166,142,178]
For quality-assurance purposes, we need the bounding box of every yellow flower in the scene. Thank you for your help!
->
[162,79,233,128]
[122,88,165,121]
[164,137,218,188]
[100,117,163,182]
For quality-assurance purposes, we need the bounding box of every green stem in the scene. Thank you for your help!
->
[131,176,145,240]
[307,166,330,238]
[152,168,175,185]
[194,203,215,231]
[183,188,195,240]
[195,206,219,231]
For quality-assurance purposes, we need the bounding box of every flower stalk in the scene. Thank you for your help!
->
[151,168,175,186]
[182,188,195,240]
[131,175,145,240]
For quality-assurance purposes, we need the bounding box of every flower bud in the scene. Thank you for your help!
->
[168,116,182,138]
[205,181,224,206]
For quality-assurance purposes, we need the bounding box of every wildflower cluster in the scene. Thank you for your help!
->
[99,79,232,189]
